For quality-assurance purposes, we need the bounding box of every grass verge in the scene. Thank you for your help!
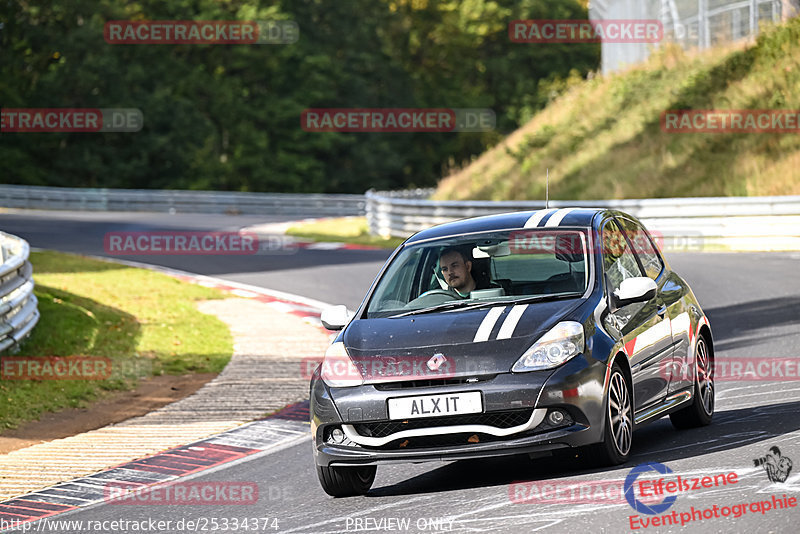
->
[436,18,800,200]
[0,251,232,430]
[286,217,406,249]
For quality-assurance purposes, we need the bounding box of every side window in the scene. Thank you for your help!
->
[618,218,664,280]
[602,219,643,294]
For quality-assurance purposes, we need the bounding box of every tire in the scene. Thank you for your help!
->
[316,464,376,497]
[670,335,714,429]
[592,363,633,466]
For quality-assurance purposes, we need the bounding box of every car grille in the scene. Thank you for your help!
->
[353,409,533,439]
[374,375,496,390]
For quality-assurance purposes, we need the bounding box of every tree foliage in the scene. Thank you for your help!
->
[0,0,598,192]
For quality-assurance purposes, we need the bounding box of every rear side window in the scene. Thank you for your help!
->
[618,218,663,280]
[602,219,643,294]
[492,254,580,282]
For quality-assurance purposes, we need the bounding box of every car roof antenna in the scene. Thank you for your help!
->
[545,168,549,209]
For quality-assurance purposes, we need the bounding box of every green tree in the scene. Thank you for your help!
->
[0,0,598,193]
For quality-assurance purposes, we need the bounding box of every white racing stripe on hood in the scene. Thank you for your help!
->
[523,209,557,228]
[473,306,506,342]
[544,207,578,227]
[496,304,529,340]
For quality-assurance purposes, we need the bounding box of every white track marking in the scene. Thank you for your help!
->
[279,495,437,533]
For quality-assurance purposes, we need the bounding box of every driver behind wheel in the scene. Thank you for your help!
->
[438,247,477,298]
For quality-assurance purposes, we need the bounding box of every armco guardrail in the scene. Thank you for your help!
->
[365,189,800,251]
[0,232,39,352]
[0,185,365,216]
[3,185,799,251]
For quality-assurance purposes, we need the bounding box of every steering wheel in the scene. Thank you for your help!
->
[404,289,459,308]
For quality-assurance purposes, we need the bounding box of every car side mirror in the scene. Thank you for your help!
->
[612,277,657,308]
[320,305,353,331]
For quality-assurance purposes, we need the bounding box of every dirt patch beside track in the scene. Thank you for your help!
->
[0,372,216,454]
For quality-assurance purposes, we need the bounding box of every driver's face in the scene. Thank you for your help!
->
[439,251,472,291]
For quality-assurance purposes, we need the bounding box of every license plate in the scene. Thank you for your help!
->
[387,391,482,420]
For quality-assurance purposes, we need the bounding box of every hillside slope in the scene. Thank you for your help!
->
[435,18,800,200]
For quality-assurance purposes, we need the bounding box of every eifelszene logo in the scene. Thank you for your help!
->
[624,462,678,515]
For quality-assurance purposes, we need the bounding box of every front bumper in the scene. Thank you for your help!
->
[318,423,587,466]
[310,354,608,467]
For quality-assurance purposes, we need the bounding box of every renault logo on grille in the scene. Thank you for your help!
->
[427,353,447,371]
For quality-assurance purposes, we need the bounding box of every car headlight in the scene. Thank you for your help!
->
[512,321,584,372]
[320,342,364,387]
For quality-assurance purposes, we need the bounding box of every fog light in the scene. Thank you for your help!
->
[330,428,345,443]
[548,410,565,426]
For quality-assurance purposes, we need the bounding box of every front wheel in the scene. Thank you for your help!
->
[670,335,714,429]
[592,363,633,466]
[316,464,376,497]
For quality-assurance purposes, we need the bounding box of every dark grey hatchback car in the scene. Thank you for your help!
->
[310,208,714,496]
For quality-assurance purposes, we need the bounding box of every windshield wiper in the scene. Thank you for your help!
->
[390,292,583,318]
[391,300,472,317]
[460,292,584,311]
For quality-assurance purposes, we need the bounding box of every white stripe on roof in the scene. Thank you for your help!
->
[523,209,557,228]
[544,207,579,227]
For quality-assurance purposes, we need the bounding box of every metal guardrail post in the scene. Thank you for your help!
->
[0,232,40,353]
[603,0,781,72]
[699,0,708,48]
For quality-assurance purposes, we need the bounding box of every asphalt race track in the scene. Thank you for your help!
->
[1,210,800,533]
[0,210,388,310]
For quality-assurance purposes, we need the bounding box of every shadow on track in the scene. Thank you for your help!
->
[367,399,800,497]
[705,296,800,352]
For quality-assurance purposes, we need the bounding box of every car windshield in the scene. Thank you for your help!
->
[365,229,591,318]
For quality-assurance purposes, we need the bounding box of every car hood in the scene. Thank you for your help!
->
[343,298,584,381]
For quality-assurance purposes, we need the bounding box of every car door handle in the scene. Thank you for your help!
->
[657,305,667,317]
